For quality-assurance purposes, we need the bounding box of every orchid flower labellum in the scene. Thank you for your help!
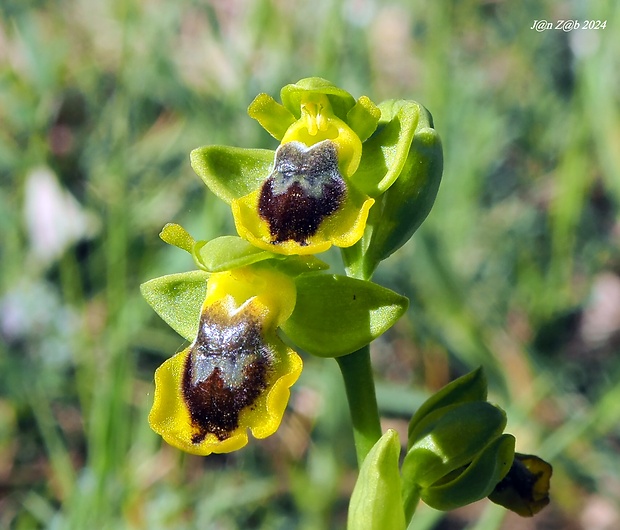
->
[148,267,301,455]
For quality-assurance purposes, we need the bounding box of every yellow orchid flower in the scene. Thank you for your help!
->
[148,267,302,455]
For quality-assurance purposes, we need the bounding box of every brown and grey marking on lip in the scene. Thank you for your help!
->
[182,302,274,443]
[258,140,346,245]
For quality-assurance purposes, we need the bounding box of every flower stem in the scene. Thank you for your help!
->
[336,345,382,466]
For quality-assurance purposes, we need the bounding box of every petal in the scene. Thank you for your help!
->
[247,93,296,140]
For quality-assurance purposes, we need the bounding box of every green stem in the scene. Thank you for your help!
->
[336,345,383,466]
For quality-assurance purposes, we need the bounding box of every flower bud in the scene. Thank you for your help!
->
[488,453,552,516]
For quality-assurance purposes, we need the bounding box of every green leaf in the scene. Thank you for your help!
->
[140,271,209,341]
[348,429,406,530]
[190,145,274,203]
[403,402,507,490]
[353,100,421,197]
[420,434,515,512]
[408,367,487,449]
[280,77,356,120]
[281,274,409,357]
[193,236,282,272]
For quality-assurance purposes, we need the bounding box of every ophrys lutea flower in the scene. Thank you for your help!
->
[192,78,379,256]
[148,266,301,455]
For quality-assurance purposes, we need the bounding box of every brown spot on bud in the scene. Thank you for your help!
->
[258,141,346,245]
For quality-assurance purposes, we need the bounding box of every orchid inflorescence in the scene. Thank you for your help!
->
[141,78,551,526]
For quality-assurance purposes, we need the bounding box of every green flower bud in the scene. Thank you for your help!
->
[342,100,442,279]
[420,434,515,512]
[408,367,487,449]
[403,402,507,490]
[363,106,442,272]
[400,369,515,522]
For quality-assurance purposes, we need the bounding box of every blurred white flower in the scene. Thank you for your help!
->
[23,167,100,266]
[581,272,620,345]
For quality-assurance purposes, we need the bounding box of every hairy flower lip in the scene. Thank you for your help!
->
[258,141,346,245]
[148,267,302,455]
[231,140,374,256]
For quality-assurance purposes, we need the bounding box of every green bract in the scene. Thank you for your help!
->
[361,121,443,274]
[348,429,406,530]
[193,236,283,272]
[353,100,424,197]
[281,274,409,357]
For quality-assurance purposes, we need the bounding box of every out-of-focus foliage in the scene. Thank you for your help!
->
[1,0,619,528]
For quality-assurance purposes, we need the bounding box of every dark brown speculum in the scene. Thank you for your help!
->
[182,301,273,443]
[258,140,346,245]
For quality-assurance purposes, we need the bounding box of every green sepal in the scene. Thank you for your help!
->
[353,100,422,197]
[267,255,330,276]
[488,453,552,517]
[159,223,195,253]
[247,93,296,140]
[408,367,487,449]
[280,77,356,121]
[190,145,274,203]
[193,236,283,272]
[362,120,442,272]
[140,270,209,341]
[403,401,507,490]
[158,224,329,275]
[193,236,328,274]
[281,274,408,358]
[346,96,381,143]
[420,434,515,512]
[348,429,406,530]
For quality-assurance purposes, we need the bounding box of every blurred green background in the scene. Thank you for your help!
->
[1,0,619,528]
